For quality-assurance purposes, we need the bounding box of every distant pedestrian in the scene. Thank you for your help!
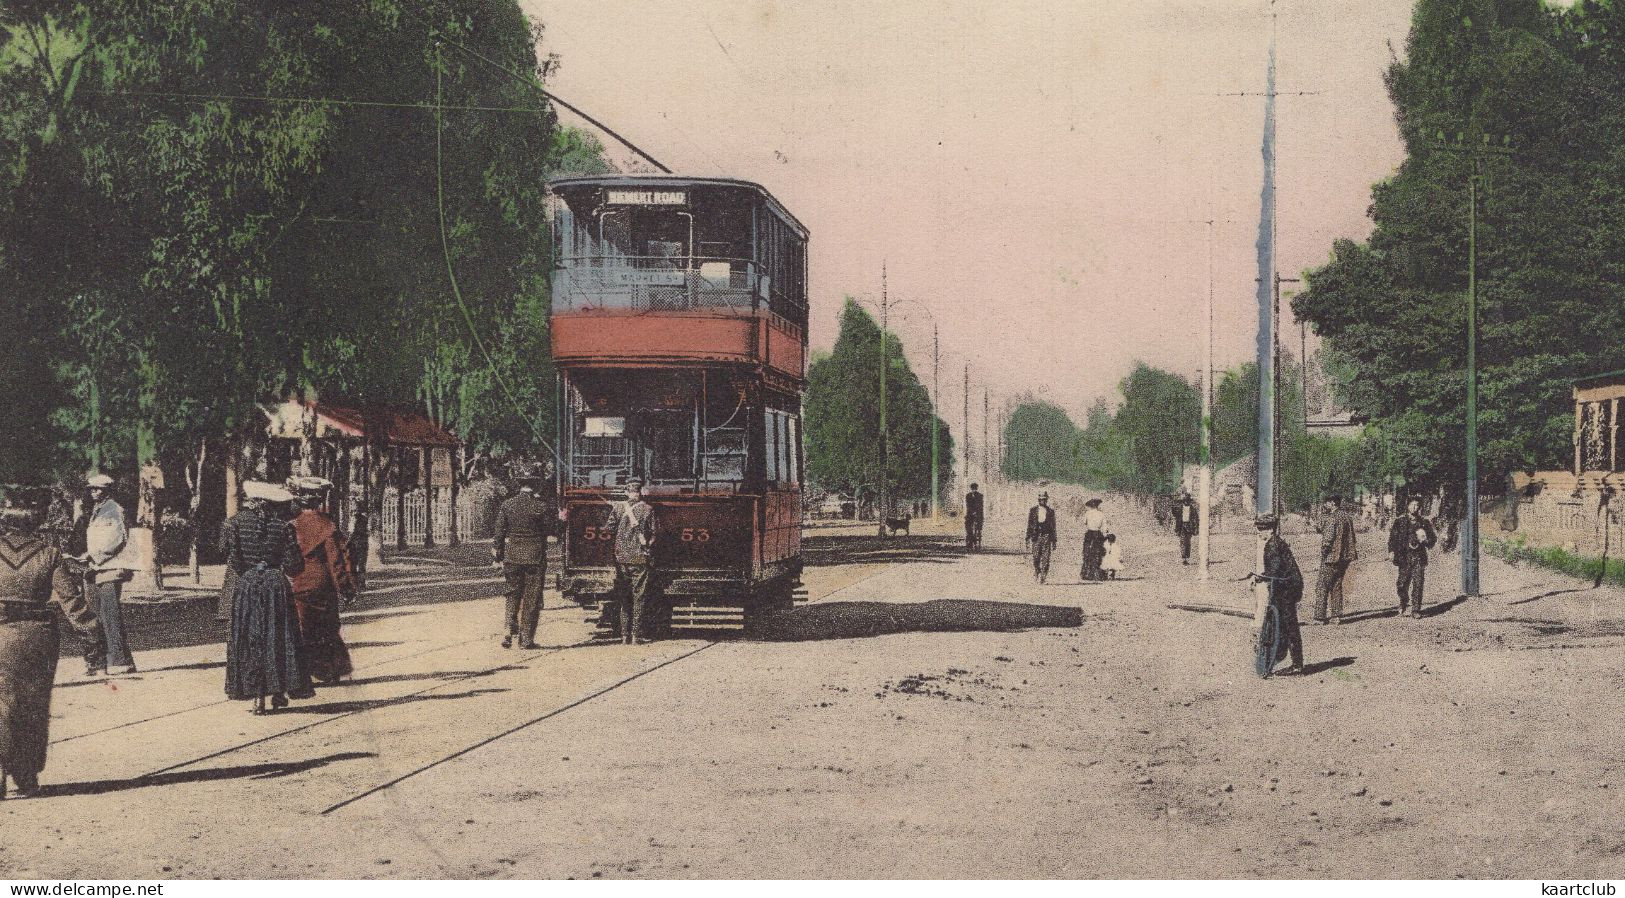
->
[1313,495,1358,624]
[1172,490,1199,565]
[605,477,658,644]
[0,485,104,799]
[1252,513,1304,678]
[493,466,555,649]
[963,483,984,552]
[78,474,136,677]
[349,511,370,590]
[1024,491,1057,583]
[1387,498,1437,619]
[288,477,356,684]
[222,481,312,714]
[1079,498,1106,581]
[1101,533,1123,580]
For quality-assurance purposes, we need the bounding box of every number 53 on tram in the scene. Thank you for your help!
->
[547,175,808,632]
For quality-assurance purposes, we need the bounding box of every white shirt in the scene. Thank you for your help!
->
[1035,507,1049,523]
[1083,508,1105,531]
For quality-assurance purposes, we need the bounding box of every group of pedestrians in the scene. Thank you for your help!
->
[1021,491,1113,583]
[1254,493,1442,679]
[220,477,358,715]
[492,468,659,647]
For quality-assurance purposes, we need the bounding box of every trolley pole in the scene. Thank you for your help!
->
[931,323,940,519]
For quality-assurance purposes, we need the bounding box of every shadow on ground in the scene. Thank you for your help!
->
[34,751,376,798]
[753,599,1083,641]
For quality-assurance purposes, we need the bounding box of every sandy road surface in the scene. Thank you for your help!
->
[2,516,1623,879]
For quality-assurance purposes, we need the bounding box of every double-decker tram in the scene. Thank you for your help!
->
[546,175,808,633]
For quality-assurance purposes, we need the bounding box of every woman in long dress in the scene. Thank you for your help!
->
[287,477,356,685]
[0,486,103,798]
[223,482,312,714]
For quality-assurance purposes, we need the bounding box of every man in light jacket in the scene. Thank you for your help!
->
[605,477,658,645]
[80,474,136,676]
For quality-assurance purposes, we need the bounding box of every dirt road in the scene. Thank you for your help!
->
[2,513,1622,879]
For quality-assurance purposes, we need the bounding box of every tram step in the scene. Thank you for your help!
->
[670,604,747,631]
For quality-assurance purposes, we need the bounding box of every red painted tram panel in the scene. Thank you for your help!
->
[546,176,809,631]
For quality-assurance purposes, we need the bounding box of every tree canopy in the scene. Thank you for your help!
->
[804,299,954,508]
[0,1,607,488]
[1294,0,1625,487]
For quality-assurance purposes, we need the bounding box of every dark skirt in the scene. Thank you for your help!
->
[226,566,314,701]
[1081,530,1107,579]
[293,585,352,684]
[0,621,59,776]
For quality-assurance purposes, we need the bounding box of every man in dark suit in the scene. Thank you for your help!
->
[1387,497,1437,619]
[963,483,984,552]
[493,466,555,649]
[1172,489,1199,565]
[1024,491,1058,584]
[1254,513,1305,677]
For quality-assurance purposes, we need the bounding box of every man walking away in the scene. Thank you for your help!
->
[605,477,658,644]
[1172,489,1199,565]
[1253,514,1304,677]
[1024,491,1057,584]
[493,465,555,649]
[1388,498,1437,619]
[963,483,984,552]
[1313,495,1358,624]
[79,474,136,676]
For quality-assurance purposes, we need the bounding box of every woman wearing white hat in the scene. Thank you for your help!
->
[221,481,313,713]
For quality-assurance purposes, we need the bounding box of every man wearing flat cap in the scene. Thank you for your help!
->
[604,476,658,644]
[80,474,136,676]
[1253,513,1304,677]
[493,465,555,649]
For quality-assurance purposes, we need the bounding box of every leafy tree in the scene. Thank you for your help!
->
[1294,0,1625,489]
[805,299,954,510]
[1109,363,1201,494]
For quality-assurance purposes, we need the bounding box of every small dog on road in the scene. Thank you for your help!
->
[883,514,912,536]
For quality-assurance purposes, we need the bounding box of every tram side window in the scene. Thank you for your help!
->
[780,415,793,483]
[765,410,780,485]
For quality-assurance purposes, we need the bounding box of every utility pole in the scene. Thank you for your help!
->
[1199,219,1215,581]
[963,364,971,488]
[931,324,940,519]
[878,263,889,535]
[1463,161,1480,597]
[982,389,990,490]
[1427,133,1510,598]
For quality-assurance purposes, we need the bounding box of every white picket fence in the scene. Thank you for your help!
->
[377,487,477,546]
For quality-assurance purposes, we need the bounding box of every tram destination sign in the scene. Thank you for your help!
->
[606,188,688,206]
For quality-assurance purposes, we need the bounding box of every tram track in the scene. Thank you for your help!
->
[51,627,521,747]
[315,562,901,814]
[140,638,586,779]
[319,640,720,814]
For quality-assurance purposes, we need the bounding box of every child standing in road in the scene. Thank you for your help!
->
[1101,533,1123,580]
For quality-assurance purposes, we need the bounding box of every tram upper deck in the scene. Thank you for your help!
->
[547,176,809,374]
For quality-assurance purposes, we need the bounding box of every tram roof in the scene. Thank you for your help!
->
[546,174,808,240]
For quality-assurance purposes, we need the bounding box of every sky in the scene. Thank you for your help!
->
[522,0,1418,427]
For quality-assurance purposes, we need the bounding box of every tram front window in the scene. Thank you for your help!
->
[566,371,750,491]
